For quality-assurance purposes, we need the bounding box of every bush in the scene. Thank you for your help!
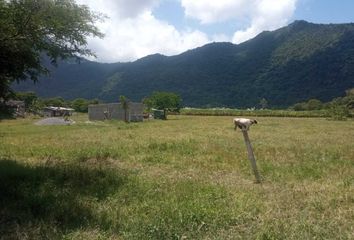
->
[41,97,67,107]
[71,98,89,112]
[292,102,308,111]
[292,99,323,111]
[327,103,350,120]
[307,99,323,110]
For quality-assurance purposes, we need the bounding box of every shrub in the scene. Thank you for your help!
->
[327,103,350,120]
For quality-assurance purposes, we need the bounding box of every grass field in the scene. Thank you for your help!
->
[0,114,354,239]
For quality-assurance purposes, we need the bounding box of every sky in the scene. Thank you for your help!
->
[76,0,354,63]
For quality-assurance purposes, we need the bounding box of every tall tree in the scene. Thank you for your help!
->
[0,0,103,99]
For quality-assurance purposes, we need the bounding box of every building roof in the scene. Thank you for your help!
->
[44,106,75,111]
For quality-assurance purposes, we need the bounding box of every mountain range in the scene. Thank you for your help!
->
[14,20,354,108]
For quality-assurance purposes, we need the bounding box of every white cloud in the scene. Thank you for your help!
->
[181,0,297,44]
[78,0,158,19]
[181,0,251,24]
[233,0,297,43]
[76,0,210,62]
[75,0,297,62]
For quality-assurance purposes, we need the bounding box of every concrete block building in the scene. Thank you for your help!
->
[88,102,144,122]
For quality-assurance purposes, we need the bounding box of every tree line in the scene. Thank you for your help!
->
[14,92,99,113]
[289,88,354,119]
[14,91,182,118]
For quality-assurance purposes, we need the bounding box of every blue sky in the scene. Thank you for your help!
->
[153,0,247,37]
[77,0,354,63]
[294,0,354,24]
[154,0,354,36]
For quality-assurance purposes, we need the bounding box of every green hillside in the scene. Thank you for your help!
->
[14,20,354,108]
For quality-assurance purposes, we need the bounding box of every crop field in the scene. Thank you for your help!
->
[0,115,354,239]
[180,108,331,118]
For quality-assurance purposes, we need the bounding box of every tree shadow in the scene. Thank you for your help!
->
[0,159,127,238]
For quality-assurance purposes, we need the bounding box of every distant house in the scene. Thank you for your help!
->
[43,106,74,117]
[88,102,144,122]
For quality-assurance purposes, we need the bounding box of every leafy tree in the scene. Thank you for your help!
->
[146,91,181,120]
[292,99,323,111]
[90,98,99,105]
[0,0,103,99]
[15,91,37,109]
[343,88,354,110]
[70,98,98,112]
[119,95,129,122]
[325,88,354,119]
[327,101,349,120]
[292,102,307,111]
[41,97,66,107]
[142,97,153,112]
[307,99,323,110]
[71,98,89,112]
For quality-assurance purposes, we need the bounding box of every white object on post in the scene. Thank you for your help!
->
[233,118,261,183]
[233,118,257,131]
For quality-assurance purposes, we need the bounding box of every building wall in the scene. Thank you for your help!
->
[88,103,144,122]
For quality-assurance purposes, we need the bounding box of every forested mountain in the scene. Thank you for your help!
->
[14,20,354,108]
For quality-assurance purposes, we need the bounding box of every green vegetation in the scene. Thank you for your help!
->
[13,92,99,113]
[290,89,354,119]
[292,99,323,111]
[14,91,38,110]
[70,98,99,113]
[181,108,330,118]
[180,89,354,119]
[1,115,353,239]
[144,91,182,119]
[0,0,103,99]
[119,95,129,122]
[326,89,354,120]
[14,21,354,108]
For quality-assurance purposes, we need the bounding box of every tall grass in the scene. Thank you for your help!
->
[0,115,353,239]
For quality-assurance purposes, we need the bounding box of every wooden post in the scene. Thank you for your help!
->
[241,129,261,183]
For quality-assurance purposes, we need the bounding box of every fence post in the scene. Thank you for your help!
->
[241,129,261,183]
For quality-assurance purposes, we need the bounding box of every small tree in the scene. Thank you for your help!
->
[15,91,38,110]
[146,91,181,120]
[292,102,307,111]
[343,88,354,110]
[325,89,354,120]
[71,98,89,112]
[259,98,268,109]
[292,99,323,111]
[42,97,66,107]
[119,95,130,122]
[307,99,323,110]
[327,102,349,120]
[142,97,153,112]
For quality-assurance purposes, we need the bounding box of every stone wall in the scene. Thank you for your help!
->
[88,102,144,122]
